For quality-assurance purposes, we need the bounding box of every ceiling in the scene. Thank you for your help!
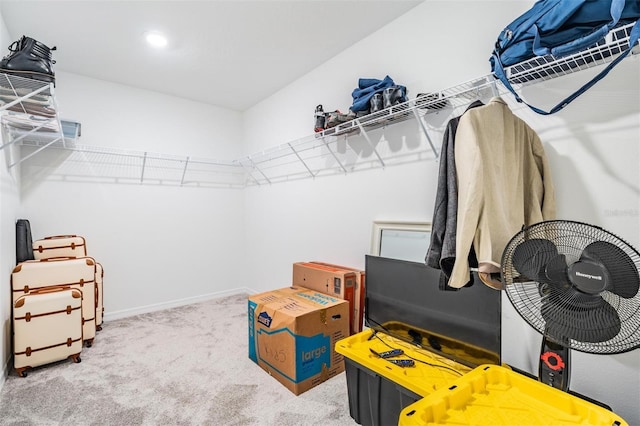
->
[0,0,423,111]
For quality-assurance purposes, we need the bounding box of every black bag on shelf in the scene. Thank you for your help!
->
[0,35,56,85]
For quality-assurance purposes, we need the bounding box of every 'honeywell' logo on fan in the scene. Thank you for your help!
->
[575,271,603,281]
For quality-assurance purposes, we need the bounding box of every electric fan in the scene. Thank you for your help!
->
[501,220,640,391]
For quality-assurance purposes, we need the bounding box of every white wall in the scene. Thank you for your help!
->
[47,72,243,160]
[18,72,248,319]
[0,2,22,387]
[242,1,640,423]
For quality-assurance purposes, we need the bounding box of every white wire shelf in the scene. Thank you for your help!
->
[0,73,53,103]
[0,73,69,166]
[2,20,637,188]
[239,75,499,186]
[240,20,638,186]
[19,141,247,188]
[505,21,638,85]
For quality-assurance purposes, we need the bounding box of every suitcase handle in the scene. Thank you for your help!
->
[38,257,96,267]
[43,235,79,240]
[28,286,82,298]
[39,256,77,262]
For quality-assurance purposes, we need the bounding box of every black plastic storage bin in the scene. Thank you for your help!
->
[344,358,422,426]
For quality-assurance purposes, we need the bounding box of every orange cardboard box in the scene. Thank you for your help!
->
[292,262,363,334]
[310,262,365,334]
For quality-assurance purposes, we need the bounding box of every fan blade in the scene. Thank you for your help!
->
[512,239,559,282]
[581,241,640,298]
[544,253,569,284]
[541,288,621,343]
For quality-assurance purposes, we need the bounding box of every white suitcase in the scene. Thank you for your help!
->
[12,257,97,347]
[13,287,83,377]
[32,235,87,260]
[30,235,104,331]
[95,262,104,330]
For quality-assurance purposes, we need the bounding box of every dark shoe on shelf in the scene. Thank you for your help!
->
[382,86,407,109]
[369,93,383,113]
[326,110,350,128]
[314,104,326,132]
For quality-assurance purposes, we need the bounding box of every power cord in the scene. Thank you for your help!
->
[372,332,464,377]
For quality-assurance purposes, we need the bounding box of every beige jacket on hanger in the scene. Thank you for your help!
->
[448,97,556,289]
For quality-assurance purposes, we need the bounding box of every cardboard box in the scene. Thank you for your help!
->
[310,261,365,334]
[248,286,349,395]
[292,262,361,334]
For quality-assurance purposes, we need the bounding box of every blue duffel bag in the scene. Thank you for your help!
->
[490,0,640,115]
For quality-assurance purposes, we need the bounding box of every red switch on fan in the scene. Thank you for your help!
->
[540,351,565,371]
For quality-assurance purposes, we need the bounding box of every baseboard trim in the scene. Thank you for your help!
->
[103,287,255,322]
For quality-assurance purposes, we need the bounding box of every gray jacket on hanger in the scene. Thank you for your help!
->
[425,101,483,289]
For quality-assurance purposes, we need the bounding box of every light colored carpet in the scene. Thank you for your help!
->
[0,293,359,425]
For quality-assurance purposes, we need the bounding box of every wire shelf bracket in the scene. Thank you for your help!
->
[288,142,315,178]
[354,118,385,169]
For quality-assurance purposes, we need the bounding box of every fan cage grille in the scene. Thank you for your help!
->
[502,220,640,354]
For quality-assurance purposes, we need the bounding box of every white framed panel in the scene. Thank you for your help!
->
[370,221,431,263]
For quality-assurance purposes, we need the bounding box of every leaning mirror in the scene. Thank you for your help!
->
[370,221,431,263]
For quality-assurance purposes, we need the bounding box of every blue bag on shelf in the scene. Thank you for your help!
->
[490,0,640,115]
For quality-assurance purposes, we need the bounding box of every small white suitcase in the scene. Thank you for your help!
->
[95,262,104,330]
[32,235,87,260]
[13,287,83,377]
[12,257,97,347]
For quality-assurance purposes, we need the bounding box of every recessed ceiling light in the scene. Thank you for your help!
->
[145,31,168,48]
